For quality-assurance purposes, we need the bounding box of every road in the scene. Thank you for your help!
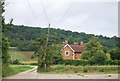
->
[3,66,119,79]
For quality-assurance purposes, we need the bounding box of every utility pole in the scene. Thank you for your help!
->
[44,23,50,71]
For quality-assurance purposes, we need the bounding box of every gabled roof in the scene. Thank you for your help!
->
[62,44,85,53]
[70,45,85,52]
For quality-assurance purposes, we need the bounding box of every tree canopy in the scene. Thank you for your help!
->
[82,37,107,65]
[4,25,119,51]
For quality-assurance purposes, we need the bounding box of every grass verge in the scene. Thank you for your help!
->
[38,65,119,74]
[2,65,33,77]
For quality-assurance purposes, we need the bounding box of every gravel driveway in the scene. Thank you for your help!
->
[3,66,119,79]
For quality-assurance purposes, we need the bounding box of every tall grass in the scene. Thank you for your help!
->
[47,65,118,74]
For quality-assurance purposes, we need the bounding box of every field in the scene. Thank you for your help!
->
[9,47,37,63]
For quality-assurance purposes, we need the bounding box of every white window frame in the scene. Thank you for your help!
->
[65,51,70,56]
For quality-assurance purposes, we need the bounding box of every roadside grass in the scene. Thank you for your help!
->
[3,65,34,77]
[38,65,119,74]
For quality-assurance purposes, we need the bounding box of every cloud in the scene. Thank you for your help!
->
[4,0,118,37]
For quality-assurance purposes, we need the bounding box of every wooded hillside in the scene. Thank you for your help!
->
[5,25,119,51]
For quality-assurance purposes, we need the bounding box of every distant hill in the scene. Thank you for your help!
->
[5,25,118,51]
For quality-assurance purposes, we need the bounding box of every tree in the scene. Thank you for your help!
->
[1,1,14,77]
[109,48,120,60]
[82,37,107,65]
[32,36,63,72]
[1,1,9,65]
[1,1,13,64]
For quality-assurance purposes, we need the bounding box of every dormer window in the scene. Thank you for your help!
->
[65,51,70,56]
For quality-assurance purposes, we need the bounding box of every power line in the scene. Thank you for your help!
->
[26,0,40,26]
[55,0,75,27]
[40,0,50,24]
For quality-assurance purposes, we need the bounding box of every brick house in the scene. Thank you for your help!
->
[61,41,85,59]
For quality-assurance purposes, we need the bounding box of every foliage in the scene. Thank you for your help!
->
[1,1,14,77]
[82,37,107,65]
[2,65,33,77]
[12,59,20,64]
[53,58,120,66]
[2,1,13,65]
[83,67,88,73]
[105,60,120,65]
[4,25,119,51]
[108,48,120,60]
[32,36,63,72]
[2,36,10,64]
[106,53,111,61]
[52,44,63,65]
[54,59,90,66]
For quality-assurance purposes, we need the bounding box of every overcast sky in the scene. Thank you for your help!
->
[4,0,118,37]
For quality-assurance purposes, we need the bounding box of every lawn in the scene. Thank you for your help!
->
[38,65,119,74]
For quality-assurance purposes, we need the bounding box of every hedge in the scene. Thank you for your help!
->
[105,60,120,65]
[53,59,120,66]
[53,59,90,66]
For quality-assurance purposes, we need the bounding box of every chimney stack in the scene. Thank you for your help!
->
[62,42,65,46]
[62,40,68,46]
[64,40,68,44]
[74,42,78,45]
[80,41,84,46]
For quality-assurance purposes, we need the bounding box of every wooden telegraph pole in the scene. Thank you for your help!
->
[44,23,50,71]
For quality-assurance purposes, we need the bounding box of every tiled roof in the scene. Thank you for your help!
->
[70,45,85,52]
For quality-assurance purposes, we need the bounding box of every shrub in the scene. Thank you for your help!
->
[99,68,104,72]
[53,58,120,65]
[74,69,79,73]
[62,59,89,66]
[83,68,88,73]
[105,60,120,65]
[12,59,19,64]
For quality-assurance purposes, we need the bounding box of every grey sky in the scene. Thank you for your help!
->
[4,0,118,37]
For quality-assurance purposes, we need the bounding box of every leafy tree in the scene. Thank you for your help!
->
[5,25,118,51]
[82,37,107,65]
[32,36,63,72]
[106,53,111,61]
[1,1,12,65]
[109,48,120,60]
[51,44,63,64]
[2,37,10,64]
[1,1,14,77]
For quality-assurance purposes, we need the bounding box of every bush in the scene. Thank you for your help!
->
[61,59,90,66]
[74,69,79,73]
[12,59,20,64]
[83,68,88,73]
[99,68,104,72]
[105,60,120,65]
[53,58,120,65]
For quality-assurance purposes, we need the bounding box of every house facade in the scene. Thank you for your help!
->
[61,41,85,59]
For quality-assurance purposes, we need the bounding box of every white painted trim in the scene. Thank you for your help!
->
[62,44,75,52]
[73,52,75,59]
[65,51,70,56]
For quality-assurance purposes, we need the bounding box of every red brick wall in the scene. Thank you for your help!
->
[61,46,74,59]
[75,53,82,59]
